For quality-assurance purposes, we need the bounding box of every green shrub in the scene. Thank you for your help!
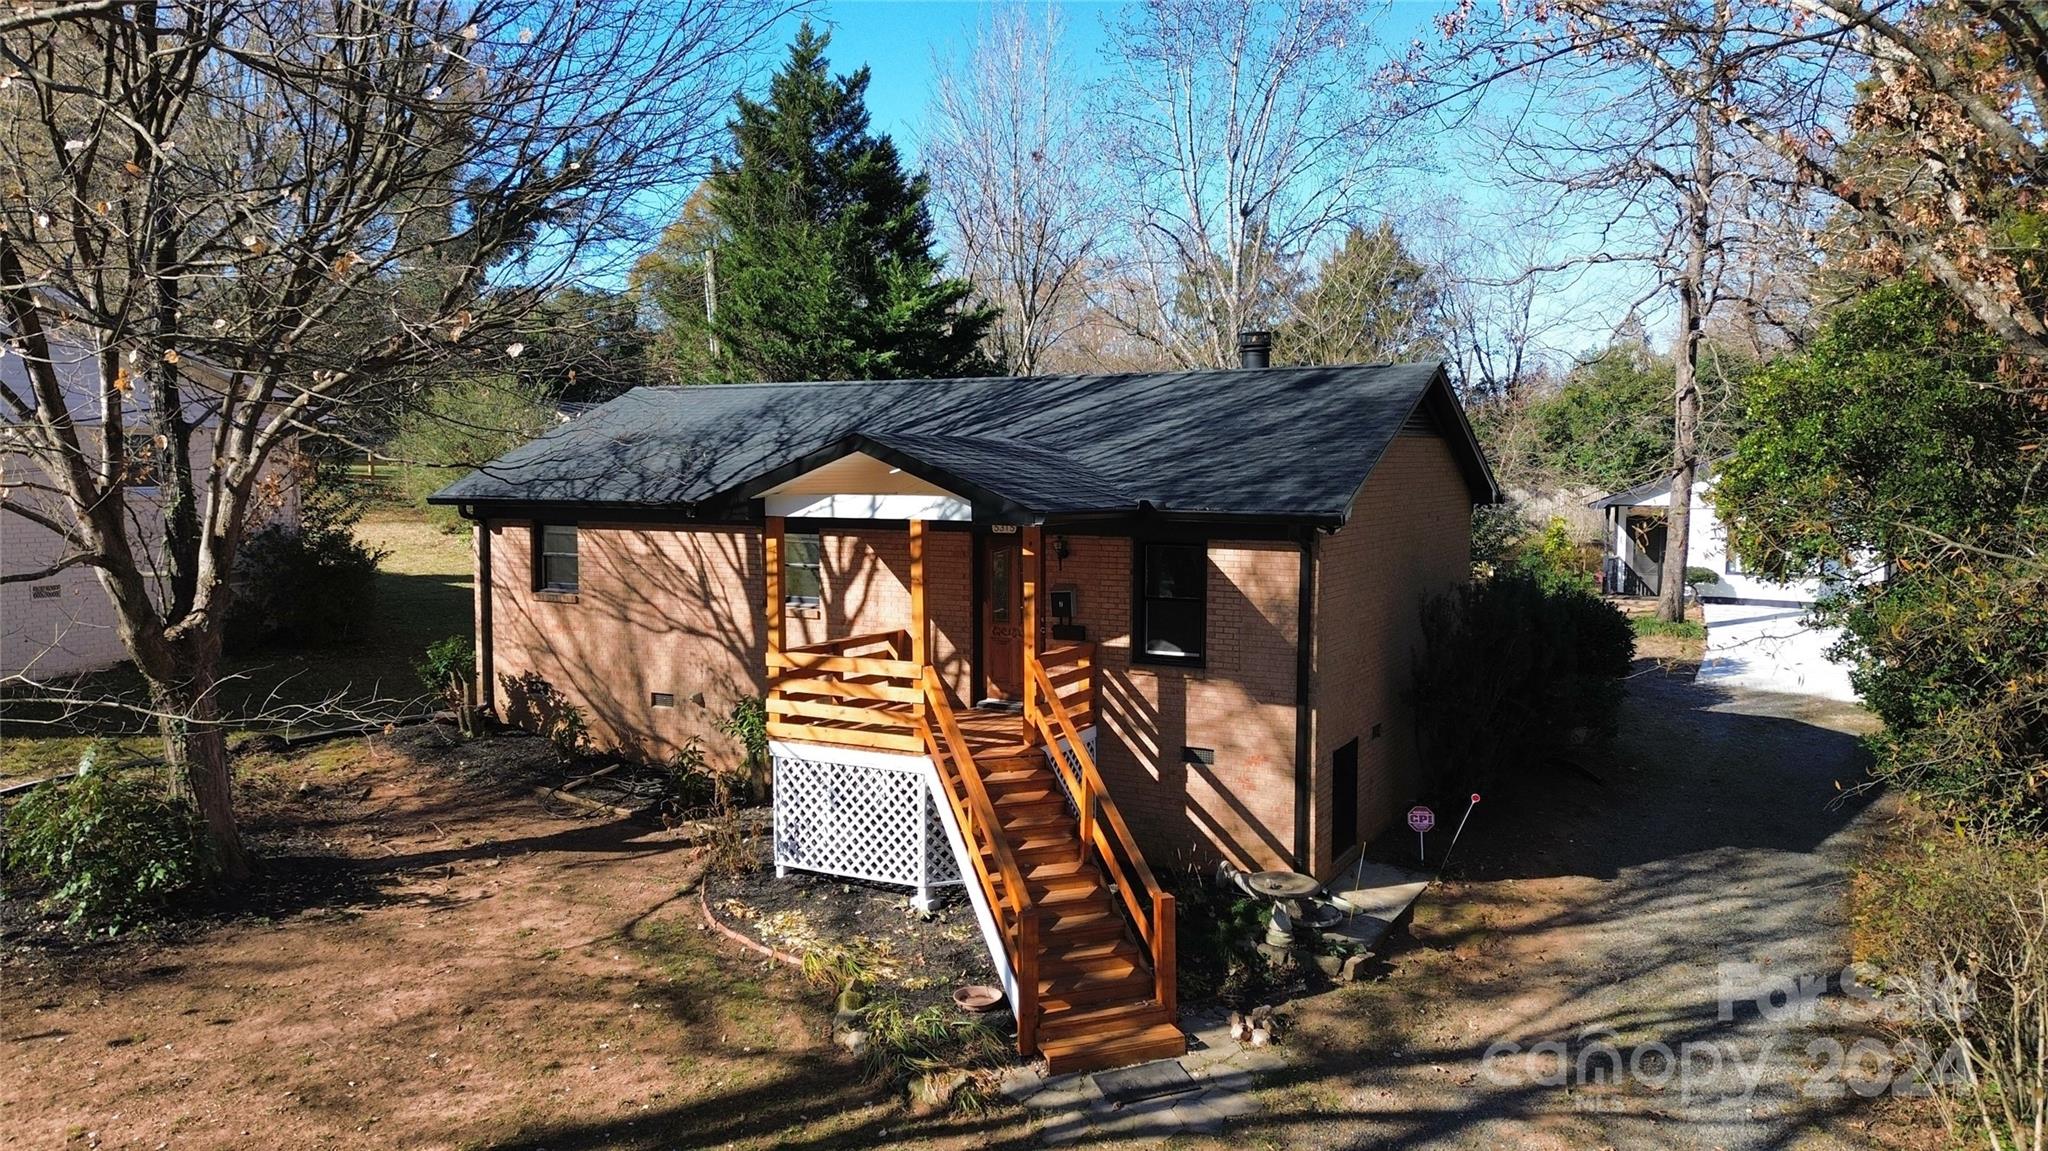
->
[717,695,770,800]
[226,459,387,649]
[1,747,218,931]
[1167,868,1277,1005]
[1841,546,2048,835]
[1506,516,1598,595]
[417,634,479,734]
[416,634,476,698]
[1414,572,1635,790]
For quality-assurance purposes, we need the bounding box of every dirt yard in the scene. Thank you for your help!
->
[1,727,1000,1151]
[3,660,1940,1150]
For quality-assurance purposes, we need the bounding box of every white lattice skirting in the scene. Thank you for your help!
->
[1047,728,1100,814]
[770,740,962,911]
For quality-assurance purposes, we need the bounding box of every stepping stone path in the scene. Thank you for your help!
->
[998,861,1434,1144]
[999,1008,1286,1144]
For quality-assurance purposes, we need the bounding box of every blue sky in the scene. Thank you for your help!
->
[799,1,1120,164]
[646,1,1663,364]
[799,2,1452,164]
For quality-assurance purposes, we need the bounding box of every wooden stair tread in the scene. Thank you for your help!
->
[1039,964,1152,997]
[1009,903,1120,930]
[1040,1022,1187,1075]
[1037,999,1171,1040]
[998,808,1072,832]
[993,785,1065,804]
[1041,938,1141,968]
[983,765,1056,786]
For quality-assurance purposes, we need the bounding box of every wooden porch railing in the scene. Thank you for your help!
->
[1027,644,1176,1018]
[764,631,924,754]
[912,667,1041,1053]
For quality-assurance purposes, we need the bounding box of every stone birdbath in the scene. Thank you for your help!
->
[1244,869,1323,948]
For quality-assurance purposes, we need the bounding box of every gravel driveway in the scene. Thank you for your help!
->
[1255,661,1922,1151]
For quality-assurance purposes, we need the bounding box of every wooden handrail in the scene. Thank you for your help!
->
[785,630,909,657]
[1027,656,1175,1016]
[916,666,1040,1054]
[767,651,922,679]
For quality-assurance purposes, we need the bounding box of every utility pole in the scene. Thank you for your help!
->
[703,244,719,358]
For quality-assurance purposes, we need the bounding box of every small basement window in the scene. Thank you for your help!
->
[1136,541,1206,665]
[785,531,823,607]
[536,524,579,592]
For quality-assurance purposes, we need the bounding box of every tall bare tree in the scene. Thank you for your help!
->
[1628,0,2045,366]
[1422,0,1819,621]
[0,0,792,875]
[924,5,1107,375]
[1095,0,1398,369]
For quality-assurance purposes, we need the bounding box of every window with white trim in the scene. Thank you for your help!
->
[536,524,579,592]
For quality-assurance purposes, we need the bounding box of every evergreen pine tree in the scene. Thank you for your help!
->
[664,23,997,381]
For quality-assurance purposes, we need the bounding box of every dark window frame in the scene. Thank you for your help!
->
[784,530,823,607]
[1132,538,1208,668]
[533,522,580,593]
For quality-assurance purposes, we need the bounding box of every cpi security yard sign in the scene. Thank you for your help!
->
[1408,805,1435,860]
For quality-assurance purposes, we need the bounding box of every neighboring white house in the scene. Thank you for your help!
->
[1592,472,1863,701]
[1,323,299,680]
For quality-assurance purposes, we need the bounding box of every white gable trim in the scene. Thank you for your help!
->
[763,492,972,520]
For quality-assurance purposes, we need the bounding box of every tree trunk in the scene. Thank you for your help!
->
[1659,103,1715,625]
[151,651,249,882]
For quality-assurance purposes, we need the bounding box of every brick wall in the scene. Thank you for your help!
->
[1051,534,1302,873]
[482,520,971,759]
[1308,433,1474,876]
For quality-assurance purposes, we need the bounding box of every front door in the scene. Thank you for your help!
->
[979,534,1024,701]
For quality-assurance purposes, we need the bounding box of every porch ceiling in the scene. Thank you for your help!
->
[758,450,973,520]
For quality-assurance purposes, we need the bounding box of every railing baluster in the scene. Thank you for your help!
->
[915,666,1038,1056]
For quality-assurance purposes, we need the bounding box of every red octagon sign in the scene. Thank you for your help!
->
[1407,805,1436,833]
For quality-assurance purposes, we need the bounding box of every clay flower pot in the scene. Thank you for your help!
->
[953,984,1003,1013]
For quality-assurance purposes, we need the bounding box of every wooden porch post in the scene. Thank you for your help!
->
[909,518,927,666]
[764,515,784,680]
[1021,524,1041,745]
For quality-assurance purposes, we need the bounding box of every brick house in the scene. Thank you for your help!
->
[432,347,1497,1070]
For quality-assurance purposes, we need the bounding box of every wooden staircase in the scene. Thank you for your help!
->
[972,749,1185,1073]
[765,623,1182,1074]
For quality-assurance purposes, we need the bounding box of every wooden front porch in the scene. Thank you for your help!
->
[757,518,1181,1073]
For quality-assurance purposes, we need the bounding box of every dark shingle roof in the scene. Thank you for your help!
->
[429,363,1498,524]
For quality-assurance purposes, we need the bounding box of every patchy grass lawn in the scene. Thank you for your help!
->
[0,509,472,784]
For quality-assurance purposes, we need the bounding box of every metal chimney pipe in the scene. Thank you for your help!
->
[1238,330,1272,369]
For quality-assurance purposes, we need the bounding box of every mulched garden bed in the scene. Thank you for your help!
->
[702,844,1001,1015]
